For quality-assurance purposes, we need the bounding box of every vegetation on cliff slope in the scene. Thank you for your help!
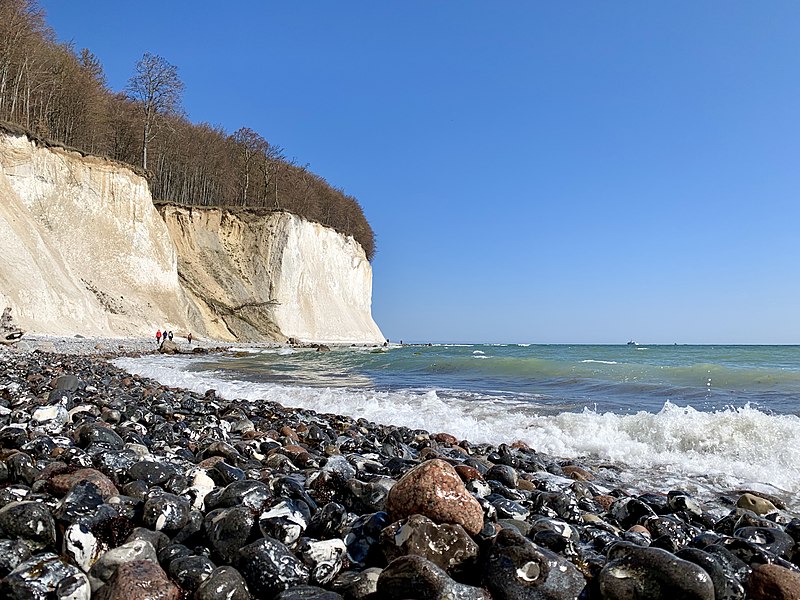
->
[0,0,375,259]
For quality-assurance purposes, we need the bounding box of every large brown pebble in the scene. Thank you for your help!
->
[96,560,180,600]
[385,459,484,535]
[47,468,119,499]
[748,564,800,600]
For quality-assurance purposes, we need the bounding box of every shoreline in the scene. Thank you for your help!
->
[0,338,797,598]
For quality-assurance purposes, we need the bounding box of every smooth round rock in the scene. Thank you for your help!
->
[205,506,255,564]
[142,492,191,532]
[195,566,250,600]
[748,563,800,600]
[0,552,88,599]
[385,459,484,535]
[599,541,715,600]
[237,536,310,597]
[90,539,158,583]
[737,493,777,516]
[96,559,180,600]
[380,514,479,573]
[0,500,57,549]
[274,585,344,600]
[377,555,490,600]
[168,555,215,594]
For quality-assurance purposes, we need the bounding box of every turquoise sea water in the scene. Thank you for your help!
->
[116,344,800,501]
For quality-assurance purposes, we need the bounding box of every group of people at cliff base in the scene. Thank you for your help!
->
[155,329,192,344]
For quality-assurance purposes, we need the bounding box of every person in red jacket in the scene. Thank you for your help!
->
[156,329,162,344]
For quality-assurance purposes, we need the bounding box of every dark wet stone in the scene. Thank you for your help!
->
[307,502,350,540]
[128,460,178,487]
[720,537,798,570]
[344,477,393,513]
[344,511,390,566]
[609,496,657,529]
[330,568,382,599]
[296,537,348,585]
[0,500,57,549]
[126,527,170,553]
[0,539,32,578]
[677,547,746,600]
[482,528,586,600]
[206,506,256,564]
[7,452,39,485]
[1,552,89,599]
[381,514,479,573]
[168,554,216,594]
[142,492,190,533]
[77,423,124,449]
[204,479,272,512]
[259,498,310,546]
[194,566,250,600]
[171,508,205,546]
[275,585,345,600]
[489,495,530,521]
[237,536,310,597]
[0,427,29,450]
[95,559,180,600]
[486,464,519,488]
[734,526,795,559]
[599,541,715,600]
[210,460,246,485]
[378,555,490,599]
[53,480,107,525]
[157,543,192,569]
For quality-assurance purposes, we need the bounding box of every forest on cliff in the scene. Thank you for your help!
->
[0,0,375,259]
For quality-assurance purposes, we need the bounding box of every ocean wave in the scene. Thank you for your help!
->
[114,356,800,498]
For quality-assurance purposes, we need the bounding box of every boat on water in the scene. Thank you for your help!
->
[626,340,638,346]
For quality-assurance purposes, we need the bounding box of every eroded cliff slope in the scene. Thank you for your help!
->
[0,130,384,343]
[161,206,385,344]
[0,131,200,337]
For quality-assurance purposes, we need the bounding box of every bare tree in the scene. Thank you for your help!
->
[126,52,183,170]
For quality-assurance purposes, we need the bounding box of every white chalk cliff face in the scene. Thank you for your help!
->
[161,206,385,344]
[0,131,384,344]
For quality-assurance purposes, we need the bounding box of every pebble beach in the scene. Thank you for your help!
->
[0,337,798,599]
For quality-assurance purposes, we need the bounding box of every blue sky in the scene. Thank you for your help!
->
[41,2,800,344]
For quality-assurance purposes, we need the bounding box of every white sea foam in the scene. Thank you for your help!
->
[580,360,619,365]
[114,356,800,501]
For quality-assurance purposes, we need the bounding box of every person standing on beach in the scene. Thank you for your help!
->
[156,329,162,344]
[187,332,192,344]
[168,331,174,341]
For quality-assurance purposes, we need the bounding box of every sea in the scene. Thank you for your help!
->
[114,343,800,505]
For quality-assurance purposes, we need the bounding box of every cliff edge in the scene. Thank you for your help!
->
[0,130,384,343]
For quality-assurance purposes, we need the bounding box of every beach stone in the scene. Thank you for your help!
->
[748,563,800,600]
[128,460,178,487]
[142,492,191,532]
[380,514,479,573]
[734,526,795,559]
[167,554,216,594]
[56,572,92,600]
[609,496,657,529]
[195,566,250,600]
[47,467,120,499]
[90,538,158,583]
[486,464,519,488]
[259,498,311,545]
[275,585,344,600]
[344,511,390,566]
[676,547,746,600]
[204,479,272,511]
[95,559,179,600]
[385,458,484,535]
[237,536,310,597]
[482,528,586,600]
[0,552,89,600]
[737,493,777,516]
[77,423,124,449]
[159,340,179,354]
[0,500,57,549]
[0,539,32,577]
[54,374,81,392]
[307,502,349,540]
[205,505,256,563]
[296,537,348,585]
[377,555,490,599]
[330,568,382,599]
[31,405,69,433]
[599,541,714,600]
[126,527,170,553]
[64,523,104,572]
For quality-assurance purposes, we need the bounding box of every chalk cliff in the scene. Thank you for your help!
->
[0,130,384,343]
[161,206,385,344]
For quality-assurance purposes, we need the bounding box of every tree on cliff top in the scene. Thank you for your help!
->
[126,52,184,170]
